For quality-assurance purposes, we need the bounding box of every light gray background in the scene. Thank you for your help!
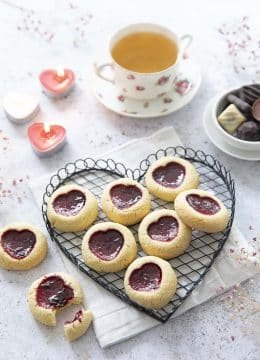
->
[0,0,259,359]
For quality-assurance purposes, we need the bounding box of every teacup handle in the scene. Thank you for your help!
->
[94,62,115,84]
[180,34,193,52]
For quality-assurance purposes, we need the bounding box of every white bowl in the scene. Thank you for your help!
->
[212,86,260,151]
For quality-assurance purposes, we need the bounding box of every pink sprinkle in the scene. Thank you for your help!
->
[231,336,235,341]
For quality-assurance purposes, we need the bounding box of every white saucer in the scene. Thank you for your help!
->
[204,100,260,161]
[92,59,201,119]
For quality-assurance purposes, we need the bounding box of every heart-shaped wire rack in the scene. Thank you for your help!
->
[42,146,235,322]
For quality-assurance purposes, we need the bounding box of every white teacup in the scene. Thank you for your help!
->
[95,23,192,100]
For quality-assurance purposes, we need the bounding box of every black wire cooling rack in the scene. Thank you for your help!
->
[42,146,235,323]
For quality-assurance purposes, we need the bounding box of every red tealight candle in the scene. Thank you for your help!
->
[39,67,75,98]
[28,122,67,157]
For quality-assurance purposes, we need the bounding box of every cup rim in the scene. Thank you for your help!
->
[213,86,260,146]
[108,22,181,76]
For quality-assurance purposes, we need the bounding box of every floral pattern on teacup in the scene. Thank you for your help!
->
[175,79,192,95]
[127,74,135,80]
[163,97,173,103]
[156,75,170,86]
[157,92,167,98]
[136,85,145,91]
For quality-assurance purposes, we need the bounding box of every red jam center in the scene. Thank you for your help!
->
[36,275,74,309]
[110,184,142,210]
[53,190,86,217]
[129,263,162,291]
[89,230,124,261]
[186,194,220,215]
[152,162,186,188]
[65,310,83,324]
[1,229,36,259]
[147,216,179,242]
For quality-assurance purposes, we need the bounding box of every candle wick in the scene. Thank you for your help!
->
[43,123,52,137]
[56,67,65,80]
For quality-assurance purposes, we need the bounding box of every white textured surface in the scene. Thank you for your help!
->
[0,1,259,359]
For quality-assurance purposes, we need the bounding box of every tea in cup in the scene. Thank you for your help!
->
[95,23,192,100]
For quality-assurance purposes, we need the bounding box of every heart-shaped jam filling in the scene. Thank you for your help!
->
[147,216,179,242]
[53,190,86,217]
[152,162,185,188]
[110,184,142,210]
[129,263,162,291]
[1,229,36,259]
[186,194,220,215]
[36,275,74,309]
[89,230,124,261]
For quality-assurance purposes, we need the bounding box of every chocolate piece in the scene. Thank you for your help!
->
[110,184,142,210]
[37,275,74,309]
[227,94,251,114]
[129,263,162,291]
[53,190,86,216]
[186,194,220,215]
[147,216,179,242]
[89,230,124,260]
[236,121,260,141]
[218,104,246,134]
[239,84,260,106]
[152,162,185,188]
[1,229,36,259]
[252,98,260,122]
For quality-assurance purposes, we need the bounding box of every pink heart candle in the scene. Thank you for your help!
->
[28,122,66,157]
[39,68,75,98]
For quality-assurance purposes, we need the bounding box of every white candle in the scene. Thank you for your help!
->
[3,92,39,124]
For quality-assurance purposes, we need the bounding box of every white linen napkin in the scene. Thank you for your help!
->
[30,127,259,348]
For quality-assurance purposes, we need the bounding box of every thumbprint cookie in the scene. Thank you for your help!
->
[175,189,229,233]
[138,209,192,259]
[0,223,47,270]
[124,256,177,309]
[102,178,151,225]
[64,309,92,342]
[28,272,83,326]
[82,222,137,272]
[47,184,98,232]
[145,156,199,201]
